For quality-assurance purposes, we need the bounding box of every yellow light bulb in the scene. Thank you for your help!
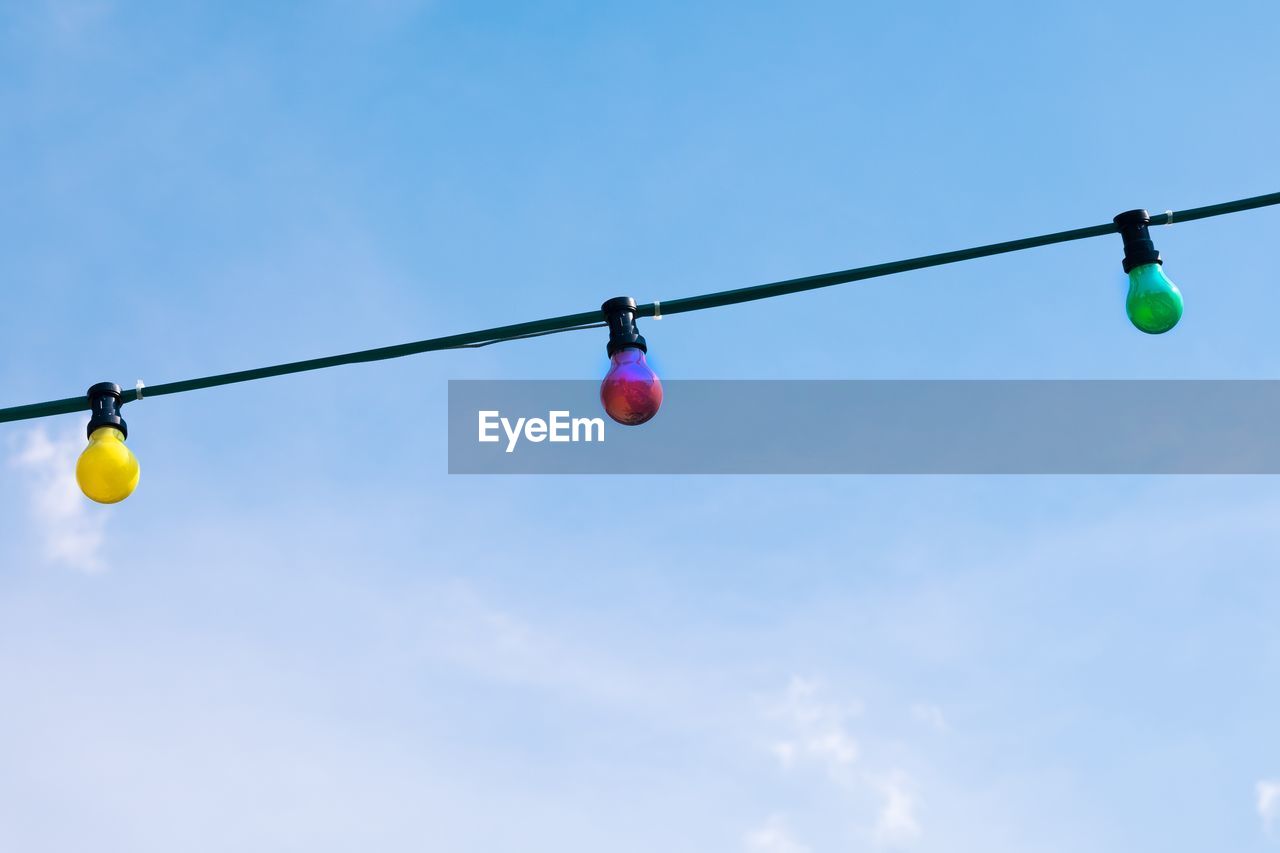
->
[76,427,140,504]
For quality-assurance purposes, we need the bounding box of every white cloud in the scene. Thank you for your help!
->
[910,703,948,732]
[417,582,639,701]
[872,771,921,847]
[15,0,114,48]
[46,0,113,35]
[770,676,862,776]
[744,815,810,853]
[764,678,925,849]
[1259,779,1280,835]
[8,427,106,572]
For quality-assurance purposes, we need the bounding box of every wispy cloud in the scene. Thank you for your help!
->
[413,581,642,702]
[872,771,921,847]
[8,427,106,572]
[44,0,112,36]
[764,678,924,849]
[744,815,810,853]
[1259,779,1280,836]
[770,676,862,776]
[11,0,114,49]
[910,702,948,733]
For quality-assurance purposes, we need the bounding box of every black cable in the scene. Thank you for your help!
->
[446,322,608,348]
[3,191,1279,425]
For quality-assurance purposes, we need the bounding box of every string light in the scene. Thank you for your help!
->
[1115,209,1183,334]
[75,383,140,504]
[599,297,663,425]
[0,191,1277,503]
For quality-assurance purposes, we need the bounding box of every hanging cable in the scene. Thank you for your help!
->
[3,190,1279,427]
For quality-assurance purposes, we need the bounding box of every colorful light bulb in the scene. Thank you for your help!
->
[77,427,140,503]
[601,346,663,425]
[1125,262,1183,335]
[76,383,140,504]
[1114,209,1182,335]
[599,296,662,426]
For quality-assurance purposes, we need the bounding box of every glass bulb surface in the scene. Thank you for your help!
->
[1126,262,1183,335]
[600,347,663,425]
[76,427,140,504]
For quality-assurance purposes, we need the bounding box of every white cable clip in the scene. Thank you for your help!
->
[135,379,145,401]
[1162,209,1174,225]
[652,300,662,320]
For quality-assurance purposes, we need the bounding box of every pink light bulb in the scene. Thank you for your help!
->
[600,347,663,425]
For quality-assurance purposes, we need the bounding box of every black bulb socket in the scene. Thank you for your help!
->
[601,296,648,357]
[86,382,127,440]
[1114,209,1163,274]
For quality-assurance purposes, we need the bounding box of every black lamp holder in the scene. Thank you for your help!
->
[1114,209,1163,274]
[601,297,647,357]
[86,382,127,440]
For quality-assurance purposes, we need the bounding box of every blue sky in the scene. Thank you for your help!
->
[3,1,1280,851]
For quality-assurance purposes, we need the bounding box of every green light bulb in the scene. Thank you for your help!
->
[1125,262,1182,335]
